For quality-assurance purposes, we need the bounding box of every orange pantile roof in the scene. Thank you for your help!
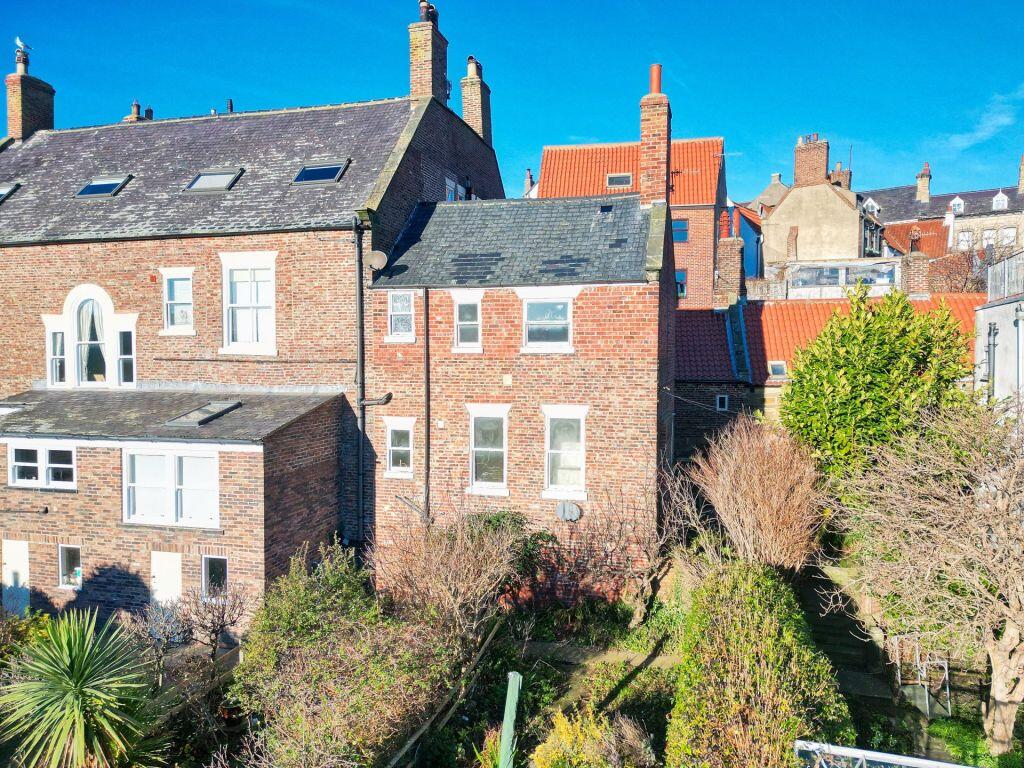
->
[883,219,949,259]
[537,138,724,206]
[742,294,984,385]
[735,204,761,229]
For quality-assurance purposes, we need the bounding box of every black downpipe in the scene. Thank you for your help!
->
[423,288,432,523]
[354,219,367,545]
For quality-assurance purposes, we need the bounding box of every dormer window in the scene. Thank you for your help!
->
[950,196,965,215]
[606,173,633,188]
[0,183,19,205]
[993,191,1009,211]
[863,198,879,215]
[76,175,131,198]
[293,161,349,184]
[185,168,243,192]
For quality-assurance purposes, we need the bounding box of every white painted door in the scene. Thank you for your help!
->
[150,551,182,604]
[1,540,30,615]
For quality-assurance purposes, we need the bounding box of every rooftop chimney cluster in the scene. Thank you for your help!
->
[122,99,154,123]
[5,47,55,141]
[793,133,829,187]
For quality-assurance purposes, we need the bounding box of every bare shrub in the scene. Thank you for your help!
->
[121,601,190,687]
[178,585,250,674]
[687,415,824,571]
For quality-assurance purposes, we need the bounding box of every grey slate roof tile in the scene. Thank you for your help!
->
[0,389,338,443]
[373,194,652,288]
[860,184,1024,223]
[0,99,413,244]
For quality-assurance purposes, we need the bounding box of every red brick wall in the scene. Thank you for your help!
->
[5,71,55,141]
[673,382,761,459]
[0,445,265,616]
[672,205,717,308]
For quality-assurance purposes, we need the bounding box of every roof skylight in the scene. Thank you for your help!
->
[0,183,18,205]
[166,401,242,427]
[606,173,633,188]
[76,175,131,198]
[185,168,243,193]
[293,161,349,184]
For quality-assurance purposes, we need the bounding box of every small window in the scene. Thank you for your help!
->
[185,168,243,192]
[446,177,467,201]
[47,449,75,485]
[455,301,481,349]
[675,270,687,299]
[957,230,975,251]
[227,268,274,346]
[9,445,76,489]
[293,162,348,184]
[58,545,82,590]
[76,175,131,198]
[118,331,135,385]
[523,300,571,350]
[950,197,965,215]
[49,331,66,385]
[715,394,730,412]
[163,273,194,331]
[994,192,1009,211]
[768,361,788,378]
[1001,227,1018,247]
[672,219,690,243]
[606,173,633,188]
[202,556,228,597]
[384,418,414,479]
[470,414,507,490]
[0,182,20,205]
[11,447,39,484]
[983,230,997,248]
[387,291,415,342]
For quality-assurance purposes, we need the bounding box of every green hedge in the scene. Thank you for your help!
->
[665,564,854,768]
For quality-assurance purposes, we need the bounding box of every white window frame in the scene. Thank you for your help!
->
[7,440,77,491]
[57,544,83,590]
[541,404,588,501]
[159,267,196,336]
[41,284,138,390]
[957,230,975,251]
[201,555,229,598]
[47,330,67,386]
[606,173,633,188]
[218,251,277,356]
[716,394,730,412]
[768,360,788,379]
[451,288,483,353]
[950,197,965,215]
[122,448,220,529]
[466,403,511,497]
[994,192,1009,211]
[983,229,997,248]
[516,286,581,355]
[1000,227,1018,247]
[383,416,416,480]
[385,290,416,343]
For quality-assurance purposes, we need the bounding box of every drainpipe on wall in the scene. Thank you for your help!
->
[1015,305,1024,396]
[354,217,367,545]
[988,322,1000,400]
[422,287,432,524]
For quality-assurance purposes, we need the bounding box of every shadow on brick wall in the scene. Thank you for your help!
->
[30,564,150,622]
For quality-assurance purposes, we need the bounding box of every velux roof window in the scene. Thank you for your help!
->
[185,168,243,193]
[76,175,131,198]
[166,401,242,427]
[0,183,18,205]
[293,161,349,185]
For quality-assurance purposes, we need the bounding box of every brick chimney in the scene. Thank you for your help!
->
[916,162,931,203]
[714,209,745,308]
[409,1,448,103]
[639,63,671,205]
[460,56,491,145]
[1018,154,1023,195]
[828,161,851,190]
[523,168,535,197]
[901,226,930,299]
[793,133,829,186]
[5,48,55,141]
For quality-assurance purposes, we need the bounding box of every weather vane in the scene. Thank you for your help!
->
[15,36,32,54]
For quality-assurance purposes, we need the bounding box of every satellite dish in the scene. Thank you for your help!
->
[367,250,388,270]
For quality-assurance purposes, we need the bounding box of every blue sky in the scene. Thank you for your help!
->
[6,1,1024,201]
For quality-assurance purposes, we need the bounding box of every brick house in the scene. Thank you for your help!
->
[0,2,504,616]
[534,66,727,309]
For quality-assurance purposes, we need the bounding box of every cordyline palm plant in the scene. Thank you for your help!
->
[0,609,167,768]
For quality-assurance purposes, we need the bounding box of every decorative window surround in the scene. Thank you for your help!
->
[7,440,77,490]
[385,290,417,343]
[515,286,581,354]
[466,403,510,497]
[541,404,588,501]
[451,288,484,353]
[383,416,416,479]
[122,447,220,529]
[42,284,137,390]
[159,267,196,336]
[218,251,277,356]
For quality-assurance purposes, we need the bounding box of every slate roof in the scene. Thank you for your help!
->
[537,139,724,206]
[0,98,414,245]
[860,184,1024,224]
[0,389,338,443]
[676,310,734,381]
[373,194,655,288]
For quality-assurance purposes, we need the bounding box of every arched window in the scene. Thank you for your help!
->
[76,299,107,383]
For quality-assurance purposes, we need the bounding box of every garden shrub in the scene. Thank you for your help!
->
[530,707,656,768]
[665,564,854,768]
[0,610,49,661]
[928,718,1024,768]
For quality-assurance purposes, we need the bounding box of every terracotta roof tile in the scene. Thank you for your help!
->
[537,138,723,206]
[676,309,734,381]
[883,219,948,258]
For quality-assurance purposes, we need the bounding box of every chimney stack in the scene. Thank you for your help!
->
[714,209,745,308]
[409,1,448,103]
[523,168,535,197]
[460,55,492,145]
[902,226,930,299]
[123,99,142,122]
[144,105,153,120]
[6,48,55,141]
[828,160,851,190]
[916,161,932,203]
[226,98,234,114]
[638,63,671,205]
[793,133,829,186]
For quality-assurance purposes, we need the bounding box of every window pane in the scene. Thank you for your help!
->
[458,324,480,344]
[229,307,253,343]
[51,332,65,356]
[130,454,166,486]
[120,358,135,384]
[390,429,410,449]
[131,486,165,517]
[527,324,570,344]
[119,331,133,356]
[169,303,194,327]
[473,417,504,450]
[549,418,581,451]
[179,456,217,489]
[294,165,344,183]
[391,293,412,313]
[253,271,273,304]
[549,453,582,487]
[390,448,411,469]
[48,450,73,466]
[527,302,568,323]
[390,314,413,335]
[188,172,238,191]
[60,547,82,588]
[14,465,38,481]
[14,448,37,464]
[255,307,273,342]
[457,303,478,322]
[49,466,74,484]
[51,358,66,383]
[473,450,504,483]
[180,489,217,521]
[229,271,251,304]
[167,278,192,303]
[204,558,228,593]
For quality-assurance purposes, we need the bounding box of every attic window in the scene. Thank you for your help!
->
[951,196,965,215]
[606,173,632,188]
[994,192,1009,211]
[185,168,243,192]
[165,401,242,427]
[863,198,879,215]
[76,175,131,198]
[293,161,349,184]
[0,183,19,205]
[768,361,788,378]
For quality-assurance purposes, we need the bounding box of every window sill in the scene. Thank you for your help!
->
[383,335,416,344]
[119,521,224,534]
[520,345,575,355]
[384,470,414,480]
[451,345,483,354]
[8,484,78,494]
[217,345,277,357]
[466,484,510,498]
[57,585,82,592]
[159,327,197,337]
[541,488,588,502]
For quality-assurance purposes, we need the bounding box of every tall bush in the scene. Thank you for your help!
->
[665,564,853,768]
[780,286,968,477]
